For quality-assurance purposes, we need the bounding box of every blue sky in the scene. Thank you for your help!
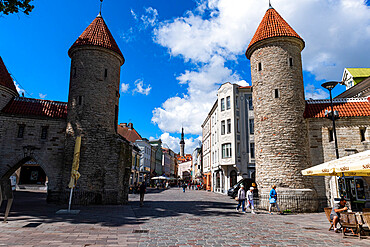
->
[1,0,369,153]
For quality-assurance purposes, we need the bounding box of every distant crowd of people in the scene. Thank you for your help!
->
[180,181,204,192]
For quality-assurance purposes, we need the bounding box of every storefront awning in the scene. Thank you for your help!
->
[302,150,370,176]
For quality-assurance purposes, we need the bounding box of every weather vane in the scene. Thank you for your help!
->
[99,0,103,15]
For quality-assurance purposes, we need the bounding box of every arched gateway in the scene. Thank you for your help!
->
[0,11,133,205]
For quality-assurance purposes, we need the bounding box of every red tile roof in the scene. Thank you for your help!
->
[304,98,370,118]
[2,97,67,119]
[246,7,304,58]
[69,16,124,61]
[0,56,18,94]
[177,154,192,163]
[117,124,142,143]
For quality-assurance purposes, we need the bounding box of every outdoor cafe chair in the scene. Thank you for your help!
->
[340,212,365,238]
[324,207,335,231]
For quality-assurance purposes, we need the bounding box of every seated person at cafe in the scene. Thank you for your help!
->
[330,198,348,233]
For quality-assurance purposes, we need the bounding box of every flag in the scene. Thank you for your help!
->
[68,136,81,189]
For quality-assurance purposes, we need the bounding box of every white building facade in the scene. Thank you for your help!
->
[135,138,152,183]
[202,83,255,194]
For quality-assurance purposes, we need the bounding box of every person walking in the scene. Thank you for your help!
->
[139,182,146,207]
[246,187,256,214]
[269,185,283,215]
[236,184,246,213]
[182,183,187,193]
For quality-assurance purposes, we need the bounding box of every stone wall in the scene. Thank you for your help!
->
[0,114,66,200]
[307,116,370,207]
[249,37,317,212]
[0,86,17,110]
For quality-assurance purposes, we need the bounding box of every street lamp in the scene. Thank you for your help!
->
[321,81,340,159]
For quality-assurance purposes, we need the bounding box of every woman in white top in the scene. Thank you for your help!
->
[246,187,256,214]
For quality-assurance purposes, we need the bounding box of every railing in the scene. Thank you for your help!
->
[254,194,328,213]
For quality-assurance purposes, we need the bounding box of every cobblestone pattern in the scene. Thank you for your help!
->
[249,37,316,211]
[1,188,369,247]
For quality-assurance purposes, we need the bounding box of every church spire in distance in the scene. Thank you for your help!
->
[180,127,185,157]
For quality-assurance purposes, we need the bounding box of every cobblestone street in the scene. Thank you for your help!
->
[0,188,369,246]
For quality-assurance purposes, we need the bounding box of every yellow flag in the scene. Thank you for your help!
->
[68,136,81,189]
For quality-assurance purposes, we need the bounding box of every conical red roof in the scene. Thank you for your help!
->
[69,15,124,61]
[0,56,18,94]
[246,7,304,58]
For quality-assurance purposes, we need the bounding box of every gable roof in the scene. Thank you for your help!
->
[69,15,124,62]
[246,7,304,58]
[346,68,370,78]
[0,56,18,94]
[117,123,142,143]
[304,98,370,118]
[1,97,67,119]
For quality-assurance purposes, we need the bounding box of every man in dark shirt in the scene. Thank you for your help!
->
[139,182,147,207]
[330,198,348,232]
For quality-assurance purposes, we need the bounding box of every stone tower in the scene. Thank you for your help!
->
[61,12,132,205]
[245,6,317,212]
[180,127,185,157]
[0,57,19,110]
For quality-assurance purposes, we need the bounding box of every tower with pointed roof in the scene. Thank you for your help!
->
[0,56,19,110]
[180,128,185,157]
[63,11,131,204]
[246,5,317,212]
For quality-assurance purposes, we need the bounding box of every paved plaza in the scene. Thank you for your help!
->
[0,188,369,246]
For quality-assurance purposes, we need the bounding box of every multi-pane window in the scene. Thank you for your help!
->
[221,98,225,111]
[249,119,254,134]
[17,125,25,138]
[41,126,48,139]
[222,143,232,158]
[248,96,253,110]
[221,120,225,135]
[360,128,366,142]
[250,143,255,159]
[226,96,231,110]
[227,119,231,134]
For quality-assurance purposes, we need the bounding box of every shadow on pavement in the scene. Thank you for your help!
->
[0,189,239,228]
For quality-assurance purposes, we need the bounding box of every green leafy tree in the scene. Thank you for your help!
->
[0,0,34,15]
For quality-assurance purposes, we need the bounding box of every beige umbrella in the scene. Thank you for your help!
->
[302,150,370,176]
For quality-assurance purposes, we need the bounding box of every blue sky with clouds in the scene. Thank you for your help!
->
[1,0,369,153]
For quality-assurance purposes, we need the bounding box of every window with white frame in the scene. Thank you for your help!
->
[221,120,225,135]
[221,98,225,111]
[222,143,232,158]
[227,119,231,134]
[226,96,231,110]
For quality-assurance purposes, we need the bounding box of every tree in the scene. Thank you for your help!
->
[0,0,34,15]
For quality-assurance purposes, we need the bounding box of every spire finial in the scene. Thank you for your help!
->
[98,0,103,17]
[269,0,273,9]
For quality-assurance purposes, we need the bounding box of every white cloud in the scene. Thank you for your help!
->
[14,82,25,95]
[305,84,329,100]
[38,93,47,99]
[141,7,158,28]
[152,132,202,154]
[152,56,242,135]
[151,0,369,136]
[121,83,130,93]
[130,9,138,20]
[133,79,152,95]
